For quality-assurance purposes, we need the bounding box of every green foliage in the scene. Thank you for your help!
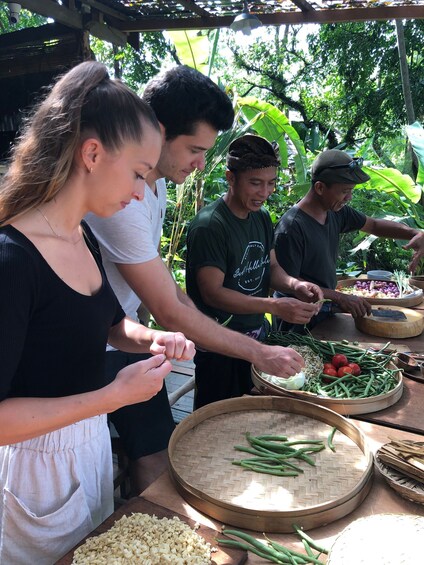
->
[236,96,308,183]
[167,29,210,73]
[406,121,424,185]
[90,34,174,91]
[307,20,424,146]
[0,6,46,31]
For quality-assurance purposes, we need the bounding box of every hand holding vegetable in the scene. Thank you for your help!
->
[271,297,321,324]
[333,291,372,318]
[253,343,305,379]
[292,280,324,303]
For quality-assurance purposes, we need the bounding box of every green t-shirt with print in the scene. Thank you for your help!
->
[186,197,273,333]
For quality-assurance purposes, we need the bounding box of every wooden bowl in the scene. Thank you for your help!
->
[409,275,424,291]
[337,278,423,307]
[354,306,424,339]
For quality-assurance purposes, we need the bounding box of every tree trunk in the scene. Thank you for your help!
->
[395,19,415,124]
[395,19,419,188]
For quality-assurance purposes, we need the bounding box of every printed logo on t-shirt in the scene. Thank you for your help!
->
[233,240,270,292]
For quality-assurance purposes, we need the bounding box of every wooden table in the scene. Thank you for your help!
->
[139,421,424,563]
[59,421,424,564]
[311,310,424,351]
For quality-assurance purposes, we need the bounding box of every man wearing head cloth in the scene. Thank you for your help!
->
[186,134,323,409]
[273,149,424,329]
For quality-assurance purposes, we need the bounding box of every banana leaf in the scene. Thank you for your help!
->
[362,166,422,203]
[236,96,308,184]
[167,30,209,74]
[405,121,424,185]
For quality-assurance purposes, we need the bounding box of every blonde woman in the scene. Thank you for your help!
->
[0,61,194,564]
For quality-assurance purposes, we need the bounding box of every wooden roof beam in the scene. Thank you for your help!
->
[19,0,128,45]
[117,6,424,32]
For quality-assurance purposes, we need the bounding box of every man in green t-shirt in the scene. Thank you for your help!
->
[186,134,323,409]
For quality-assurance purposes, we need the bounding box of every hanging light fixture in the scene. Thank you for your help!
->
[230,1,262,36]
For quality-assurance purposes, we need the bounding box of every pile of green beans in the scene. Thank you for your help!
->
[266,332,400,399]
[217,525,329,564]
[232,433,326,476]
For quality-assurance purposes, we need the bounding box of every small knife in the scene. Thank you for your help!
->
[370,308,407,321]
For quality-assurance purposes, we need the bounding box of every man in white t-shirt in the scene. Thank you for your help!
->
[86,66,319,495]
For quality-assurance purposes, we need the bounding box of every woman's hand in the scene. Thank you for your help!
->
[111,354,172,409]
[150,330,196,361]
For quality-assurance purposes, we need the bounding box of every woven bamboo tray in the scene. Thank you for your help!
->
[337,278,423,307]
[374,449,424,505]
[327,514,424,564]
[251,363,403,416]
[168,396,373,533]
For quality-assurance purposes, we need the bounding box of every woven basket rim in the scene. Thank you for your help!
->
[374,449,424,505]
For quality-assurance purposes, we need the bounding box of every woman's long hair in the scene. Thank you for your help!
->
[0,61,159,225]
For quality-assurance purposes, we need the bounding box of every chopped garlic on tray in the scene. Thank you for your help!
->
[71,513,216,564]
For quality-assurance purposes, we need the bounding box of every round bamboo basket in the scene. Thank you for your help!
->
[374,451,424,505]
[336,278,423,307]
[251,364,402,416]
[168,396,373,533]
[327,514,424,564]
[354,306,424,339]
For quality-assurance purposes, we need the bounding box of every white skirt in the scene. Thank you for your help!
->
[0,414,113,565]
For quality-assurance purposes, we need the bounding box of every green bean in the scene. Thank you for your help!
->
[267,541,306,563]
[280,439,324,447]
[220,529,297,563]
[327,427,337,452]
[256,434,289,441]
[216,539,288,563]
[362,374,375,397]
[302,539,315,559]
[292,524,330,555]
[239,463,299,476]
[219,528,327,564]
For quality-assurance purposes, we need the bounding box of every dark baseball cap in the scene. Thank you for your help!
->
[311,149,370,185]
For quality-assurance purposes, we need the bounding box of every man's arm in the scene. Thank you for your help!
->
[362,217,423,273]
[116,257,305,378]
[320,287,372,318]
[195,262,321,325]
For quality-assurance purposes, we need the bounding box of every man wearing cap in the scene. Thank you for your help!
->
[186,134,323,409]
[273,149,424,328]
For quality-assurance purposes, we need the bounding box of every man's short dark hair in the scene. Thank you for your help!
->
[142,65,234,140]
